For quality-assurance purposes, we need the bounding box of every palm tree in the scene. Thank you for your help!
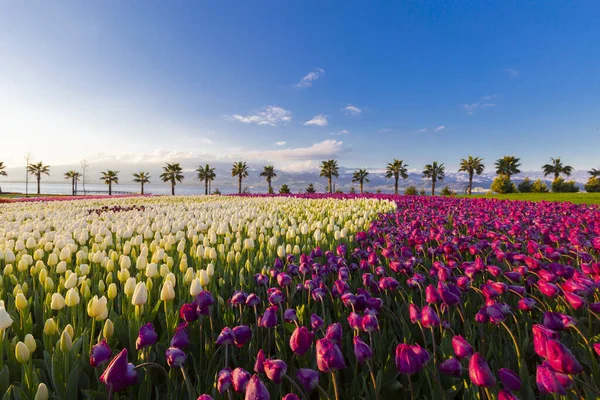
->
[352,169,370,193]
[27,162,50,195]
[0,161,7,194]
[132,172,151,195]
[196,164,216,195]
[64,170,81,196]
[260,165,277,194]
[160,163,184,195]
[100,170,119,196]
[422,161,445,196]
[385,159,409,195]
[319,159,339,194]
[458,156,485,195]
[542,157,573,180]
[207,168,216,194]
[232,161,249,194]
[589,168,600,178]
[495,156,521,178]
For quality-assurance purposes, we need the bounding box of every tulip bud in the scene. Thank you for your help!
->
[0,307,14,330]
[44,318,57,336]
[190,278,203,296]
[15,293,27,310]
[34,383,48,400]
[51,293,66,310]
[24,334,36,353]
[131,282,148,305]
[15,341,30,363]
[60,330,73,353]
[103,319,114,340]
[160,281,175,301]
[65,288,80,307]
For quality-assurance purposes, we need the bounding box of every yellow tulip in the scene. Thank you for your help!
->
[15,341,30,364]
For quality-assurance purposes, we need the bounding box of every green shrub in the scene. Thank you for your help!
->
[584,177,600,193]
[279,184,291,194]
[213,188,221,195]
[419,189,426,196]
[404,186,418,195]
[305,183,316,193]
[491,175,517,194]
[349,187,356,194]
[518,178,533,193]
[552,178,579,193]
[440,186,455,196]
[532,179,549,193]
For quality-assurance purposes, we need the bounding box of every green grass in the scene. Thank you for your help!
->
[457,192,600,205]
[0,193,66,199]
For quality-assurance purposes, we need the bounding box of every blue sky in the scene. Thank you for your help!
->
[1,1,599,174]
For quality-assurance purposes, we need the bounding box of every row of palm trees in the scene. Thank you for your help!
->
[0,157,598,196]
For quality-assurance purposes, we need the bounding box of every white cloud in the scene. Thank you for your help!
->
[461,95,498,114]
[304,114,329,127]
[504,68,520,77]
[230,106,292,126]
[417,128,428,133]
[86,148,198,164]
[275,141,286,146]
[280,160,322,173]
[295,68,325,88]
[378,128,391,133]
[481,94,498,101]
[330,129,349,136]
[245,140,344,161]
[434,126,446,132]
[344,105,362,115]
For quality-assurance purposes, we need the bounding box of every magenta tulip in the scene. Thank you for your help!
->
[316,338,346,373]
[468,353,496,387]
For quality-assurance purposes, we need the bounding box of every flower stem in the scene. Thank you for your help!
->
[331,372,340,400]
[367,361,380,400]
[408,374,415,400]
[180,366,196,400]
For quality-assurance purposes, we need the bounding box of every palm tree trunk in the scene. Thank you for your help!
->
[328,177,332,194]
[209,181,211,194]
[109,183,112,196]
[555,172,559,180]
[268,179,272,194]
[72,179,75,196]
[171,181,175,196]
[468,174,473,195]
[432,179,436,196]
[37,175,41,195]
[238,176,242,194]
[205,179,208,195]
[141,183,144,195]
[395,176,399,195]
[360,182,363,194]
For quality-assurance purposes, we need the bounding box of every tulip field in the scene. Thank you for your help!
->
[0,194,599,400]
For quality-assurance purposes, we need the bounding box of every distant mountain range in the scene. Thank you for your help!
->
[1,161,593,194]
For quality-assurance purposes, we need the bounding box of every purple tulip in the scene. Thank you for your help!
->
[532,324,559,358]
[263,359,287,383]
[195,291,215,308]
[245,374,270,400]
[545,339,583,374]
[99,349,139,392]
[517,298,537,311]
[282,394,299,400]
[254,273,269,286]
[90,339,112,368]
[347,312,363,330]
[231,291,248,306]
[260,306,278,329]
[246,293,261,307]
[233,325,252,347]
[180,302,199,322]
[409,304,421,324]
[295,368,319,392]
[536,363,566,395]
[498,368,521,391]
[217,368,233,394]
[197,395,213,400]
[284,309,297,323]
[468,353,496,387]
[216,327,235,345]
[439,357,462,377]
[353,336,373,363]
[310,314,324,330]
[498,389,519,400]
[316,338,346,373]
[594,343,600,357]
[171,323,190,348]
[425,284,441,304]
[165,347,187,368]
[290,326,314,356]
[361,313,379,332]
[232,368,251,393]
[325,323,343,344]
[421,305,440,328]
[395,343,429,375]
[136,323,158,350]
[254,349,266,374]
